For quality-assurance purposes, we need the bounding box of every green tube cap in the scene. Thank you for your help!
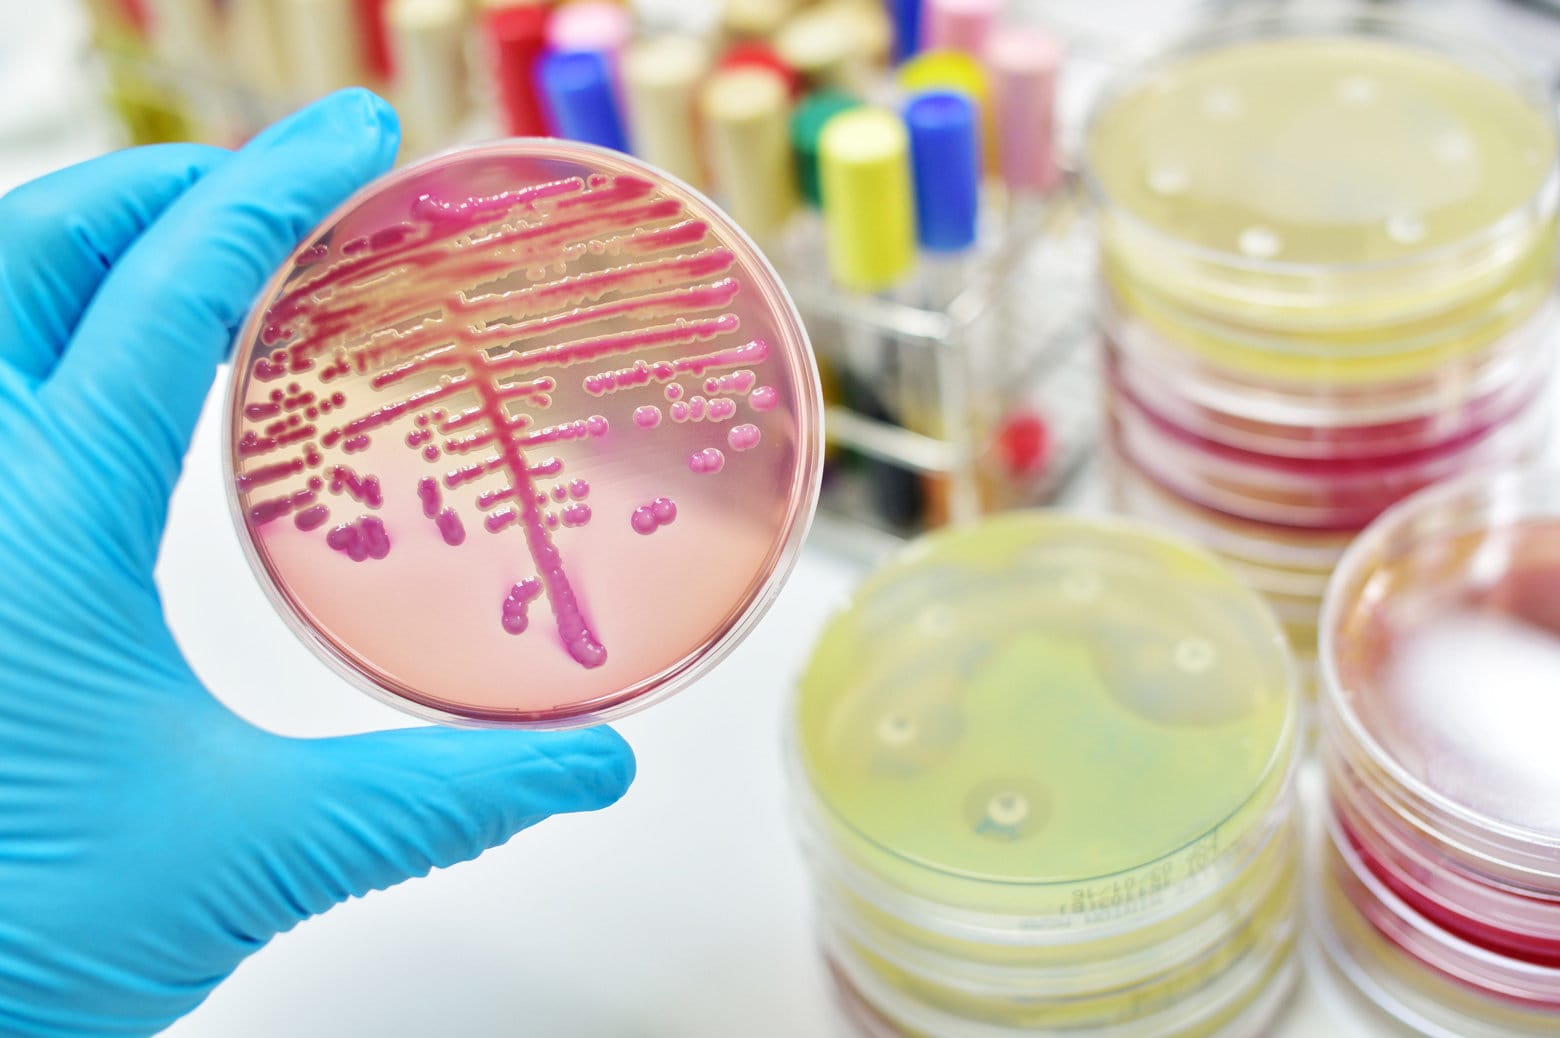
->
[791,89,862,208]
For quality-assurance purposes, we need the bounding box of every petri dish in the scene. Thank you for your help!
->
[793,513,1296,920]
[1311,828,1560,1038]
[1084,9,1558,387]
[1089,10,1560,706]
[789,512,1301,1035]
[1315,467,1560,1032]
[226,140,823,727]
[1108,375,1551,531]
[1322,468,1560,863]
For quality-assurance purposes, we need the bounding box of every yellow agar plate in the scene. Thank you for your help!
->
[1087,33,1557,384]
[795,513,1295,915]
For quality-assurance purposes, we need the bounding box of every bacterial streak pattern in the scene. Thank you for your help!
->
[234,172,776,669]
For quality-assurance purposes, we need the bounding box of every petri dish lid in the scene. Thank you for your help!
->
[795,513,1296,889]
[225,140,822,727]
[1084,9,1558,329]
[1322,468,1560,865]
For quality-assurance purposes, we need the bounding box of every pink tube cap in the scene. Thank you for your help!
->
[923,0,1002,55]
[987,27,1063,194]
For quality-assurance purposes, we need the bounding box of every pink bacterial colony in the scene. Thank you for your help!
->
[631,497,678,534]
[229,153,813,722]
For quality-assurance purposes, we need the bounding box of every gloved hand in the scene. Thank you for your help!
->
[0,90,635,1036]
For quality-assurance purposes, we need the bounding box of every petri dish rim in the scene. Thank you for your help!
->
[1304,856,1560,1038]
[1080,6,1560,283]
[791,510,1300,890]
[820,903,1301,1038]
[1318,467,1560,852]
[222,137,825,729]
[1323,812,1560,1003]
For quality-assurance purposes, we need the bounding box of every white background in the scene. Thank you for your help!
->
[4,1,1557,1035]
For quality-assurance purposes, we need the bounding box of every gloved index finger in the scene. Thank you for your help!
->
[43,89,401,502]
[0,143,226,382]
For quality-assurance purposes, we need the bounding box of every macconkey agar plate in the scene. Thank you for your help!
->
[226,140,823,727]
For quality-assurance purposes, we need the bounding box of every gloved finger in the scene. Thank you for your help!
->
[44,89,400,502]
[0,144,226,382]
[273,725,635,918]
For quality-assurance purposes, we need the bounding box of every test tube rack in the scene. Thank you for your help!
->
[776,177,1098,538]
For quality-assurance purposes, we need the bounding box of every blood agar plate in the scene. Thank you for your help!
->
[226,140,822,727]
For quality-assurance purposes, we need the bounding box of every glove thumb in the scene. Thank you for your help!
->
[271,725,634,919]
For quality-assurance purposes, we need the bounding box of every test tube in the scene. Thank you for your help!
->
[903,91,978,449]
[818,106,922,527]
[536,49,628,152]
[545,0,633,78]
[987,26,1062,198]
[718,40,803,99]
[720,0,799,40]
[906,92,978,260]
[387,0,469,156]
[817,107,915,293]
[281,0,365,98]
[143,0,220,71]
[888,0,922,63]
[481,2,550,137]
[790,90,861,209]
[699,65,798,249]
[896,49,994,170]
[227,0,290,97]
[353,0,395,81]
[621,34,710,189]
[921,0,1000,55]
[775,2,891,93]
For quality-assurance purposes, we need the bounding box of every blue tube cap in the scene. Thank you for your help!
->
[890,0,923,63]
[536,50,628,153]
[905,91,979,253]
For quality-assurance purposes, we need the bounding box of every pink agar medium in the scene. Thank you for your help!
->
[226,141,821,727]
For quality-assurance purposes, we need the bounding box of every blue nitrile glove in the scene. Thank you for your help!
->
[0,90,635,1036]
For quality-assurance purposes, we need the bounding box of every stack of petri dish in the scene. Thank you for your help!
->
[789,513,1300,1037]
[1313,469,1560,1037]
[1083,8,1559,680]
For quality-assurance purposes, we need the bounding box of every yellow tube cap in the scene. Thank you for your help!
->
[819,107,916,292]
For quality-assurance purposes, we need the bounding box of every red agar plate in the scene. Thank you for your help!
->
[225,141,822,727]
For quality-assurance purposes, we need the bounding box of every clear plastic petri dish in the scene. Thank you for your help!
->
[1101,300,1558,456]
[823,904,1299,1038]
[1083,7,1559,389]
[809,816,1298,1022]
[789,513,1300,1035]
[1328,751,1560,968]
[226,140,823,727]
[1318,819,1560,1020]
[1104,452,1354,574]
[1321,467,1560,883]
[1315,467,1560,1029]
[1108,379,1551,531]
[1310,836,1560,1038]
